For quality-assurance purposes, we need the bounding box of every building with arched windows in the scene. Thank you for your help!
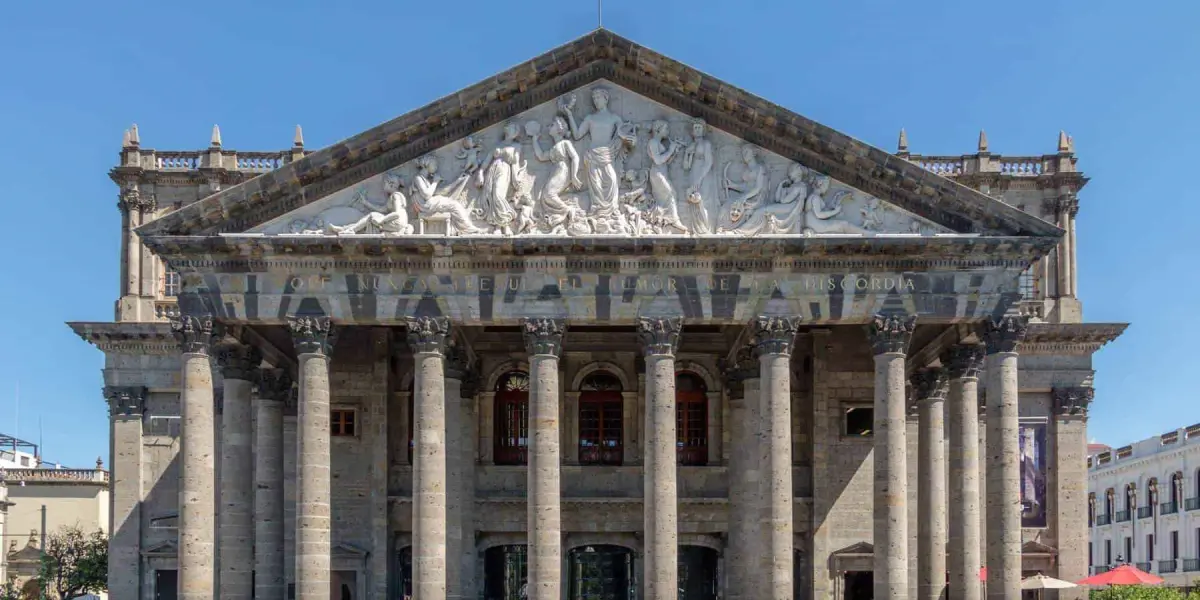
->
[68,29,1126,600]
[1088,425,1200,586]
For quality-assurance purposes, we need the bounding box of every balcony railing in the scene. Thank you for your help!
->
[1187,497,1200,511]
[1161,502,1179,515]
[2,468,109,484]
[1092,566,1111,575]
[1184,558,1200,572]
[1115,510,1132,523]
[1136,562,1152,573]
[1160,559,1178,573]
[1138,506,1155,519]
[1096,514,1112,526]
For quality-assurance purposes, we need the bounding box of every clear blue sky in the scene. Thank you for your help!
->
[0,0,1194,467]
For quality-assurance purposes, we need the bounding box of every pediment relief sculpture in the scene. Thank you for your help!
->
[253,82,947,238]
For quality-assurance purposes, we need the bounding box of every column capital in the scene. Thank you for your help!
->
[405,316,451,355]
[750,316,801,357]
[910,367,948,404]
[1052,387,1094,417]
[104,385,147,416]
[521,317,565,357]
[445,339,480,384]
[257,368,293,404]
[981,315,1030,355]
[865,313,917,355]
[288,315,335,356]
[636,316,682,357]
[170,314,219,355]
[215,341,262,381]
[941,344,985,379]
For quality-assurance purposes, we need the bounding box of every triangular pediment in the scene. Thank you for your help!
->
[141,540,178,557]
[137,29,1060,241]
[831,541,874,556]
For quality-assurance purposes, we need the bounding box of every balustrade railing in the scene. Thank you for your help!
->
[997,157,1046,176]
[905,152,1071,177]
[1160,559,1178,573]
[1185,558,1200,572]
[1115,510,1132,523]
[1136,562,1152,572]
[154,300,180,321]
[2,468,108,484]
[155,151,202,170]
[1096,514,1112,526]
[1186,497,1200,511]
[1161,501,1179,515]
[1091,566,1111,575]
[127,148,305,173]
[1138,506,1155,519]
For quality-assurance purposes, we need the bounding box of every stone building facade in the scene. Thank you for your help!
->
[69,30,1126,600]
[1087,425,1200,586]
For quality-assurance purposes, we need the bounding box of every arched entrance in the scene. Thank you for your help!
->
[678,545,718,599]
[484,544,528,600]
[568,545,635,600]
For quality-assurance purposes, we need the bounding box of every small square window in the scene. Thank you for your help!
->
[332,409,356,437]
[845,406,873,437]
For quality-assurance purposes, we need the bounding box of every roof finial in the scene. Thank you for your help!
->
[977,129,989,153]
[211,124,222,148]
[897,128,909,154]
[293,124,304,148]
[130,124,140,146]
[1058,130,1070,152]
[122,128,132,148]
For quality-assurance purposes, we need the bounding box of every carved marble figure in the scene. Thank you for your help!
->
[561,88,635,234]
[530,117,591,236]
[726,163,810,236]
[474,122,527,235]
[327,175,415,236]
[645,120,687,233]
[682,118,716,234]
[456,135,484,175]
[411,154,485,235]
[801,177,870,236]
[861,197,883,231]
[716,145,768,233]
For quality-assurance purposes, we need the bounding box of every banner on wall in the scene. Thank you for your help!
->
[1020,422,1048,528]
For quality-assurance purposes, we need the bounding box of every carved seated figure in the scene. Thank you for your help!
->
[327,176,415,236]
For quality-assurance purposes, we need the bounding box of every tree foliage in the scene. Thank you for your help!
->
[1089,586,1200,600]
[35,525,107,600]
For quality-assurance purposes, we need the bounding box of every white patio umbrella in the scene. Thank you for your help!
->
[1022,574,1079,600]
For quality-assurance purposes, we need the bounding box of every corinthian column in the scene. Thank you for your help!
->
[943,344,985,600]
[255,368,291,600]
[289,316,336,600]
[866,313,917,600]
[637,316,682,600]
[912,367,949,600]
[723,349,760,600]
[521,317,566,600]
[406,316,452,600]
[751,316,801,600]
[170,314,219,600]
[216,339,261,600]
[983,316,1029,600]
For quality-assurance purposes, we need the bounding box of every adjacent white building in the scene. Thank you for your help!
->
[1088,424,1200,586]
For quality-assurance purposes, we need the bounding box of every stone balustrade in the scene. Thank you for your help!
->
[904,151,1074,178]
[123,147,304,173]
[2,468,110,484]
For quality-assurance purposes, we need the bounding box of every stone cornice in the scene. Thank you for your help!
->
[1019,323,1128,356]
[136,30,1061,240]
[68,322,177,355]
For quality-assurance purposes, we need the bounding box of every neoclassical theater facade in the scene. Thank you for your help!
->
[70,30,1126,600]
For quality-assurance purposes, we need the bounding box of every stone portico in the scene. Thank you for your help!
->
[71,29,1124,600]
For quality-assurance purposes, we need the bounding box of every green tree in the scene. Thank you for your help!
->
[0,581,21,600]
[35,526,107,600]
[1089,586,1189,600]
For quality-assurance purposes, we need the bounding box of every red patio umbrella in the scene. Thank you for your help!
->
[1077,564,1164,587]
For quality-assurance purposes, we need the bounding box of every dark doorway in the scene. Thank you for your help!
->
[154,569,178,600]
[678,546,718,599]
[484,544,529,600]
[843,571,872,600]
[568,545,634,600]
[395,546,412,598]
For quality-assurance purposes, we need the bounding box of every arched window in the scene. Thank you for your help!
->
[1148,478,1159,508]
[676,373,708,466]
[1105,489,1115,521]
[495,372,530,466]
[579,372,623,466]
[1171,472,1183,509]
[1126,484,1137,512]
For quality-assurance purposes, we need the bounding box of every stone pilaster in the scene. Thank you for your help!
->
[216,340,261,600]
[104,385,147,600]
[255,369,292,600]
[865,313,916,600]
[722,347,760,600]
[406,316,451,600]
[751,316,801,600]
[170,314,219,600]
[637,316,682,600]
[983,316,1029,600]
[943,344,985,600]
[289,316,336,600]
[521,317,565,600]
[1052,387,1092,600]
[912,368,949,600]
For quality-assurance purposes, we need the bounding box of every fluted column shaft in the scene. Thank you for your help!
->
[407,317,453,600]
[255,369,291,600]
[522,318,565,600]
[751,317,801,600]
[290,316,335,600]
[984,317,1028,600]
[945,345,985,600]
[638,317,682,600]
[913,369,949,600]
[867,314,917,600]
[171,315,218,600]
[217,342,260,600]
